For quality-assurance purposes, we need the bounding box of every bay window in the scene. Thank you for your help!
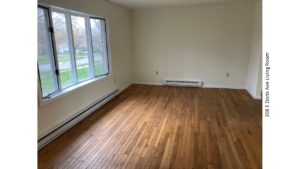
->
[37,5,109,100]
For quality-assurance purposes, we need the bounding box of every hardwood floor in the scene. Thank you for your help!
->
[38,84,262,169]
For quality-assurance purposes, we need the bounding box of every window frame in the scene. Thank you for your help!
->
[38,4,112,106]
[50,9,76,90]
[70,14,92,83]
[89,16,110,78]
[37,6,60,97]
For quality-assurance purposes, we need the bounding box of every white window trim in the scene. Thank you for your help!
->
[38,3,113,107]
[38,74,111,107]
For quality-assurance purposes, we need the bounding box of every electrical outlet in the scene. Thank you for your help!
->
[226,73,230,77]
[155,71,159,75]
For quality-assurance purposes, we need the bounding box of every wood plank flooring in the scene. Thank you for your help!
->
[38,84,262,169]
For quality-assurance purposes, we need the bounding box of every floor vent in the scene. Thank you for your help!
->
[163,80,203,87]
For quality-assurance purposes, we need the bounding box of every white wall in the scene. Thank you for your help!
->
[132,3,254,88]
[38,0,133,138]
[246,0,262,99]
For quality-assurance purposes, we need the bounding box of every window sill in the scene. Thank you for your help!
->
[38,74,110,107]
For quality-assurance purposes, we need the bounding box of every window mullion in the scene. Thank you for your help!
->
[85,16,95,78]
[46,8,61,92]
[102,19,109,75]
[66,13,78,84]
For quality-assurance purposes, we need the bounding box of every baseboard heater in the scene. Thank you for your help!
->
[38,89,119,150]
[163,80,203,87]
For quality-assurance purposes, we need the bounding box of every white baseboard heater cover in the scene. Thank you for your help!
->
[38,89,119,150]
[163,80,203,87]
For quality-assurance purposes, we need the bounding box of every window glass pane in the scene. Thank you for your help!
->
[38,8,58,97]
[52,12,74,88]
[71,15,91,82]
[90,18,108,76]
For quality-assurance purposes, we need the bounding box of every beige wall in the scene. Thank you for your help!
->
[246,0,262,98]
[132,3,254,88]
[38,0,133,138]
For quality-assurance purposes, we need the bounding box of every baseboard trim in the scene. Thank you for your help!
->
[133,81,245,90]
[38,83,132,150]
[246,88,262,100]
[133,81,162,86]
[203,84,245,89]
[119,82,133,92]
[254,95,262,99]
[134,81,263,99]
[135,81,262,99]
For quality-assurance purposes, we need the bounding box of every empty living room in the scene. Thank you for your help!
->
[3,0,300,168]
[36,0,262,168]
